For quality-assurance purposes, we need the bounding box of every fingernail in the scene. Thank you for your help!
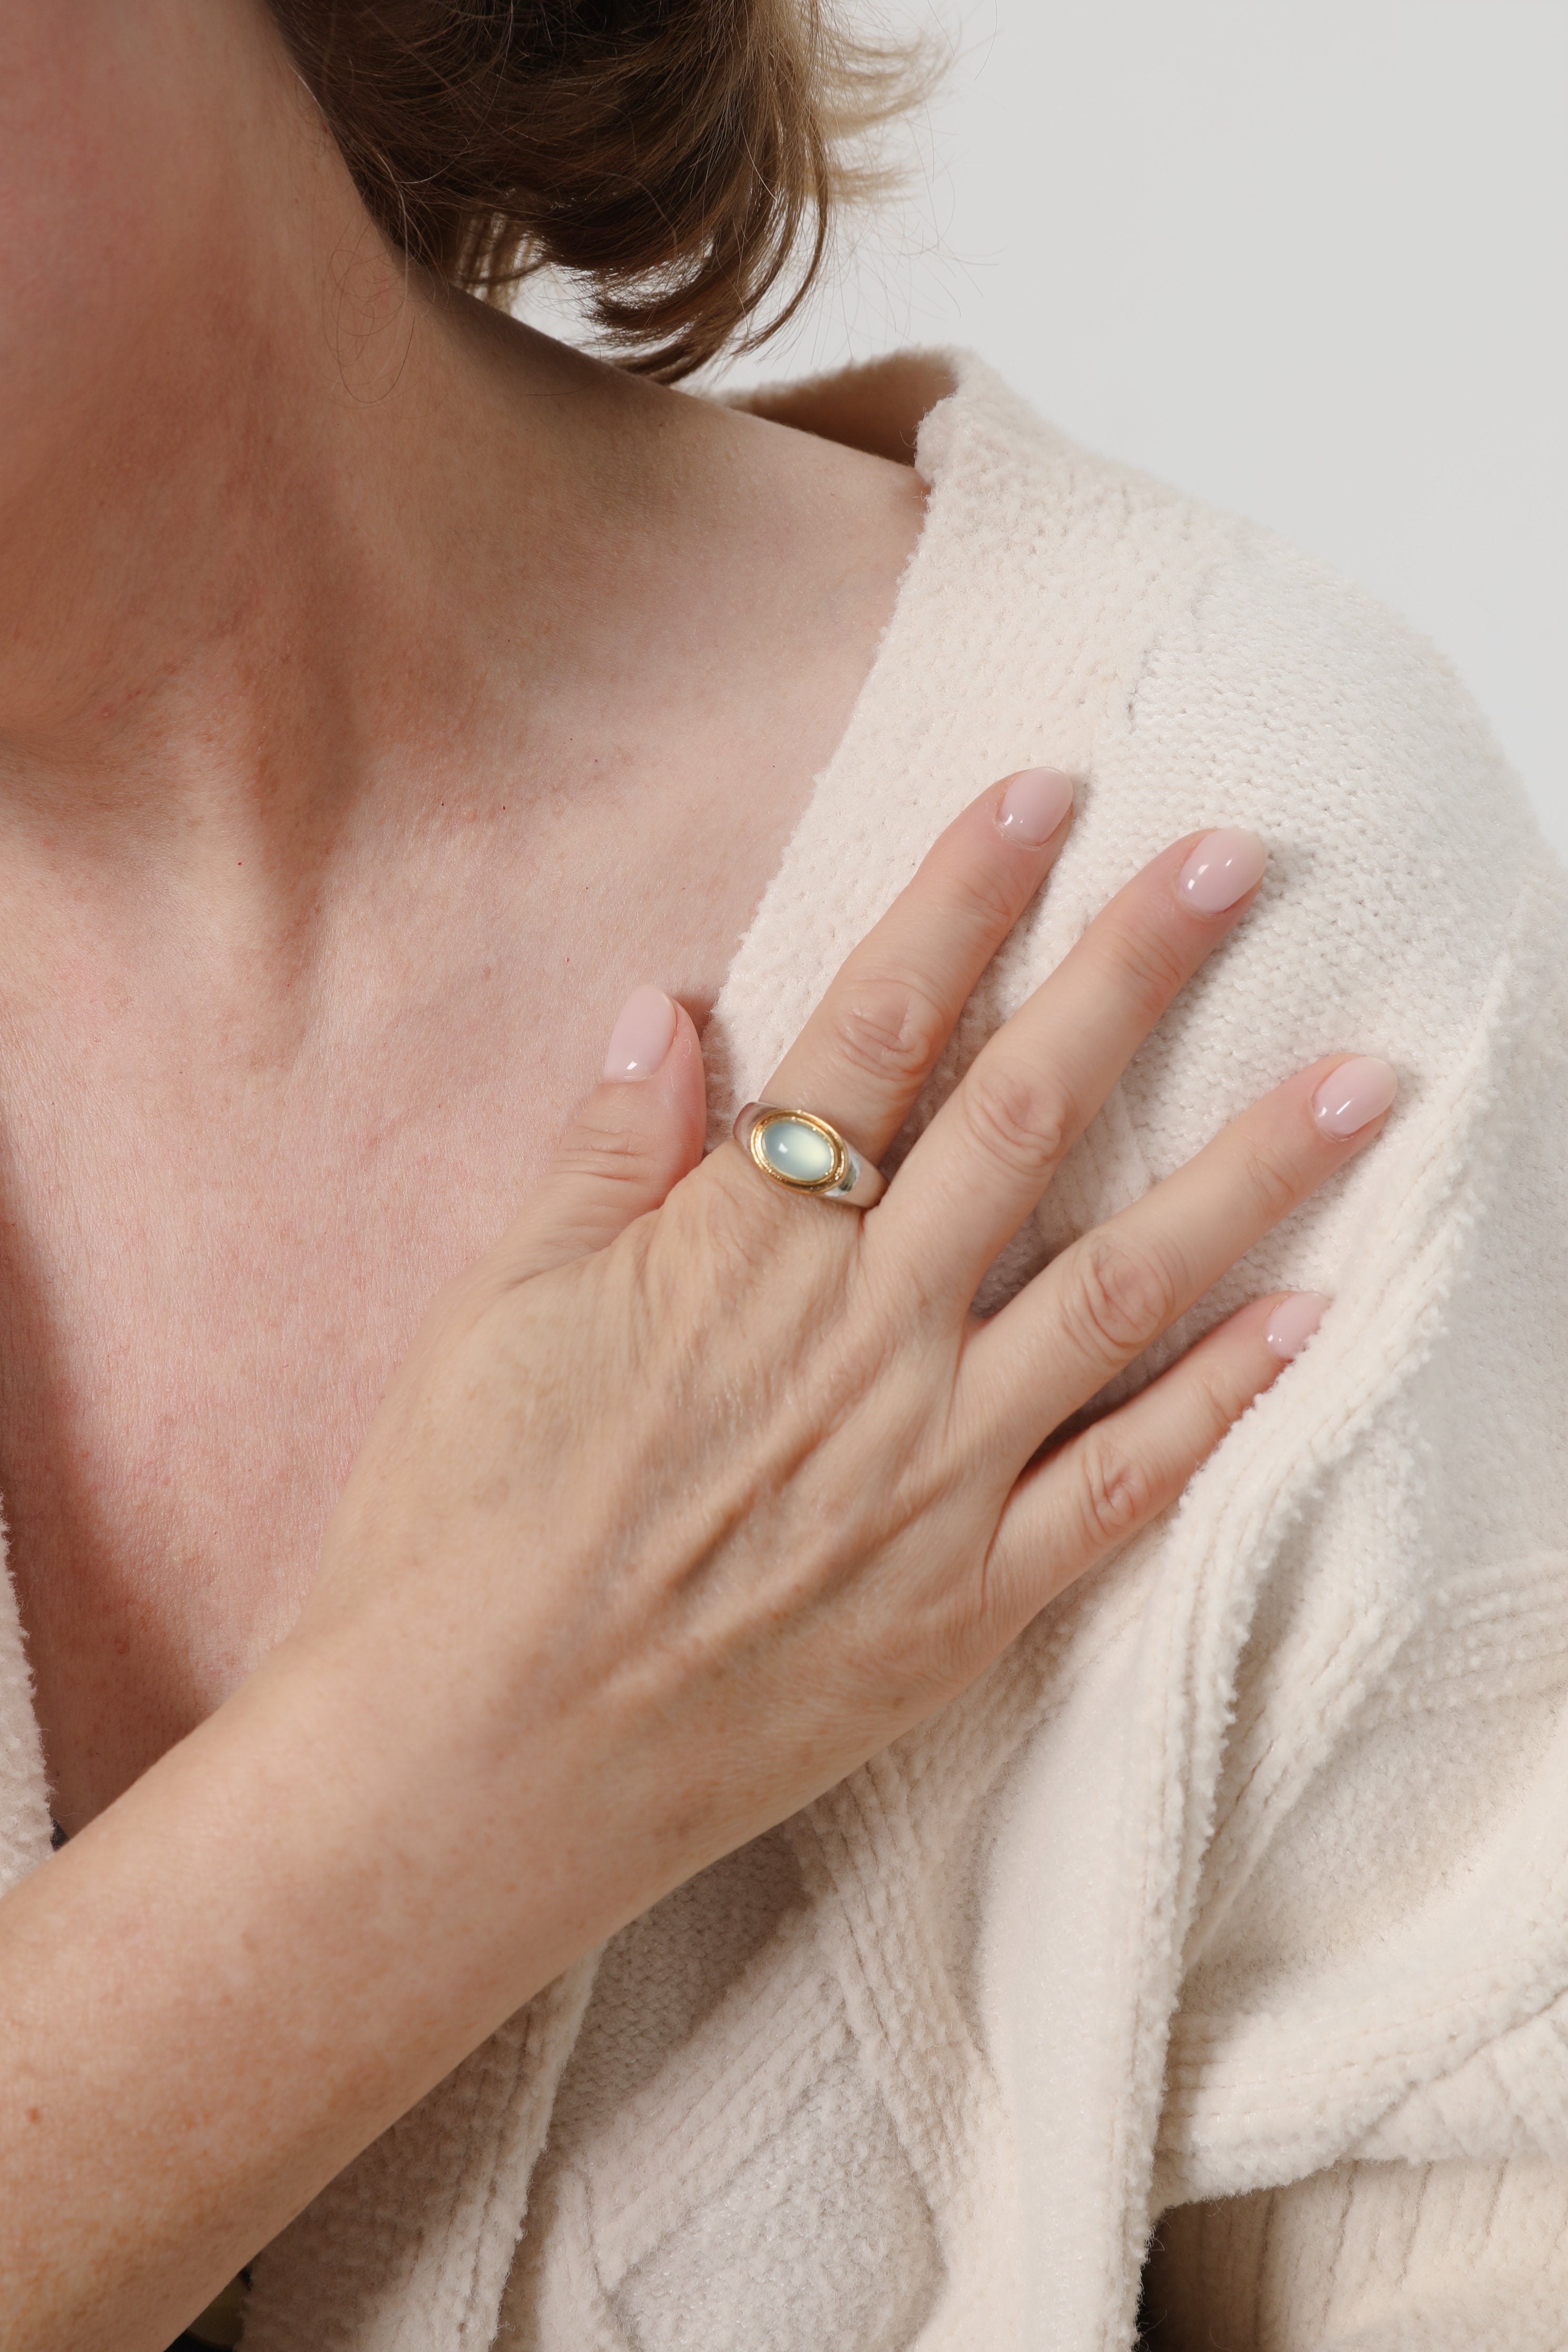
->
[996,768,1075,847]
[1312,1056,1398,1138]
[1177,828,1268,914]
[1265,1291,1329,1361]
[603,986,677,1080]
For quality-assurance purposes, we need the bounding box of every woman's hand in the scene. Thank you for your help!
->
[0,774,1394,2350]
[302,770,1381,1957]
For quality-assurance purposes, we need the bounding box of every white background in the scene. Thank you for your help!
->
[608,2,1568,857]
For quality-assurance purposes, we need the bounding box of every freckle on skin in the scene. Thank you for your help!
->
[26,2106,42,2124]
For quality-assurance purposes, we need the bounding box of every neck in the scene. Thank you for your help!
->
[0,0,629,878]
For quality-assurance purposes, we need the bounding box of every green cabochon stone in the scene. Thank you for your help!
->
[759,1118,837,1184]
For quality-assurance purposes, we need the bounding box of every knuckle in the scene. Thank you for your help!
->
[1077,1429,1159,1550]
[552,1109,660,1193]
[674,1141,858,1305]
[1191,1347,1241,1422]
[960,1055,1075,1184]
[834,971,949,1090]
[687,1143,785,1257]
[1066,1232,1181,1363]
[643,1169,778,1350]
[1234,1132,1306,1226]
[945,850,1027,939]
[1095,909,1191,1024]
[1185,1355,1254,1452]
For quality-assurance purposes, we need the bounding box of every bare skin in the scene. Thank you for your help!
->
[0,4,1398,2346]
[0,0,925,1831]
[1,772,1386,2346]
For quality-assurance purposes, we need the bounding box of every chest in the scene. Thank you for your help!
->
[0,750,798,1830]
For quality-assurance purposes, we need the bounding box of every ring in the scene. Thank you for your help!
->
[731,1103,887,1209]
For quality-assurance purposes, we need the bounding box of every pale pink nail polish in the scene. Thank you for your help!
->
[1265,1291,1329,1361]
[1312,1057,1397,1138]
[996,768,1075,847]
[1177,828,1268,915]
[603,986,677,1080]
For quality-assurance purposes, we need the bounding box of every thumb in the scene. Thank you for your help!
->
[501,987,709,1278]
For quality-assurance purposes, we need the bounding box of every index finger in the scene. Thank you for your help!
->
[760,768,1076,1164]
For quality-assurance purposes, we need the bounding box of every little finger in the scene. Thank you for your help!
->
[964,1053,1396,1459]
[980,1290,1329,1630]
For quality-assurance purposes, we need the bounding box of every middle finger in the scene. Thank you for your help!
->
[876,827,1268,1304]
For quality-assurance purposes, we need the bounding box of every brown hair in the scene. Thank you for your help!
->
[267,1,926,382]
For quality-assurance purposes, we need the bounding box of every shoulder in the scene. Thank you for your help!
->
[713,348,1562,1143]
[749,345,1552,959]
[897,356,1562,1141]
[925,353,1546,958]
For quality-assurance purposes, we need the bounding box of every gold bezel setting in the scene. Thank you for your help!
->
[748,1109,851,1194]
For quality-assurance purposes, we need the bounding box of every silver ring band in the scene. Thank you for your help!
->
[731,1103,887,1209]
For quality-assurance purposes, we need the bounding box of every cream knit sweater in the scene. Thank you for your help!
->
[1,355,1564,2351]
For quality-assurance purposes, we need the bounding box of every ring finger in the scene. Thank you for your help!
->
[981,1287,1330,1634]
[959,1052,1398,1463]
[873,827,1270,1303]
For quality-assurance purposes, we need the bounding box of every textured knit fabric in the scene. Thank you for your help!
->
[1144,2157,1568,2349]
[1,352,1564,2350]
